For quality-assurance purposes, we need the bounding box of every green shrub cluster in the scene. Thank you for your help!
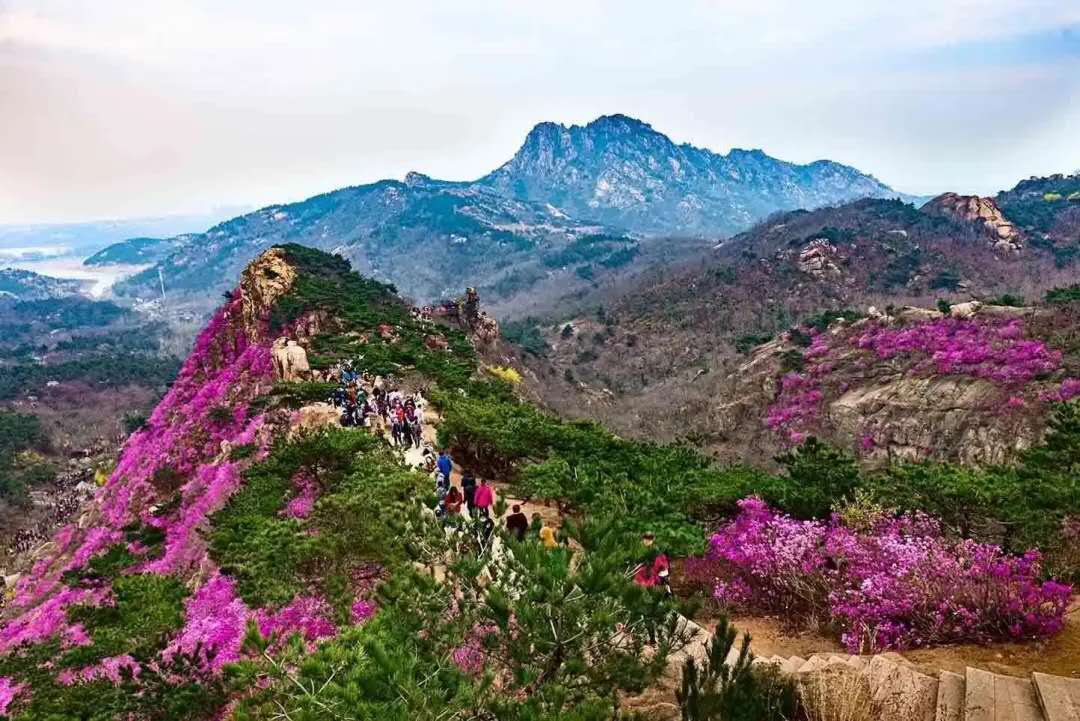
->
[0,411,54,500]
[270,244,477,389]
[209,427,427,612]
[436,390,772,554]
[501,317,551,358]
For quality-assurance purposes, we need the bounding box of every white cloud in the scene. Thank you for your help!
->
[0,0,1077,221]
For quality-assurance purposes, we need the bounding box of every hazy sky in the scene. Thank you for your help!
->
[2,1,1079,224]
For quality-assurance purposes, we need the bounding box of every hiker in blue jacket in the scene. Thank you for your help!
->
[437,450,452,481]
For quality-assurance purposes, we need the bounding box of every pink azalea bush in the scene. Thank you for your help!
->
[1041,377,1080,402]
[451,623,499,675]
[766,317,1069,445]
[142,461,248,575]
[350,599,378,624]
[57,654,141,686]
[255,595,337,647]
[705,497,1072,653]
[162,572,250,673]
[0,676,24,715]
[0,586,109,654]
[765,371,823,442]
[854,318,1060,385]
[282,470,319,519]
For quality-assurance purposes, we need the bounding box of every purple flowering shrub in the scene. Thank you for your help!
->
[705,497,1072,653]
[766,316,1078,446]
[451,623,500,675]
[0,676,23,716]
[0,294,280,665]
[854,318,1061,384]
[281,470,319,519]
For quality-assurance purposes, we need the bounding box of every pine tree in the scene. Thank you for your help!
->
[676,617,798,721]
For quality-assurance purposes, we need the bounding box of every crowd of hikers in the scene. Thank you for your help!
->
[327,361,671,591]
[2,469,93,561]
[421,448,669,590]
[328,361,426,448]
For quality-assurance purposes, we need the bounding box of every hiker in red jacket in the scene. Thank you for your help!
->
[633,532,671,595]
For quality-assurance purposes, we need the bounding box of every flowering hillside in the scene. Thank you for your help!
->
[0,245,696,721]
[1,245,1074,720]
[0,247,459,718]
[735,299,1080,469]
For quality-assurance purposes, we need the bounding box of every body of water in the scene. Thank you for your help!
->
[3,257,150,298]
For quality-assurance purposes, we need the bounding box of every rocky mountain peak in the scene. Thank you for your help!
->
[584,113,657,135]
[923,192,1023,252]
[403,171,434,187]
[239,246,298,339]
[480,114,906,236]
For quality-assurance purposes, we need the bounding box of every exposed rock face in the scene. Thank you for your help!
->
[798,239,843,279]
[239,247,298,339]
[271,338,311,382]
[472,314,500,349]
[289,403,340,438]
[923,193,1023,252]
[709,304,1066,467]
[828,376,1039,465]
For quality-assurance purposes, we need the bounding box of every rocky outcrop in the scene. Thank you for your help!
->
[240,247,298,339]
[271,338,311,382]
[798,239,843,279]
[472,313,500,349]
[923,193,1023,252]
[710,303,1069,467]
[827,376,1040,465]
[289,403,340,438]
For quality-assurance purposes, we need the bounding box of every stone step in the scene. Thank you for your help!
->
[936,671,966,721]
[798,655,830,675]
[783,656,806,674]
[868,654,938,721]
[967,668,996,721]
[967,668,1045,721]
[846,655,869,672]
[1033,672,1080,721]
[751,655,784,669]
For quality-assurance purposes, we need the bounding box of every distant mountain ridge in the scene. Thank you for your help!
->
[479,114,914,235]
[104,114,913,304]
[0,209,249,258]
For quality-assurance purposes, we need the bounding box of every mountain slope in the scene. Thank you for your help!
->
[479,114,913,236]
[2,246,1077,719]
[0,269,87,301]
[515,175,1080,461]
[113,176,631,307]
[0,245,710,719]
[106,114,910,309]
[84,237,185,267]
